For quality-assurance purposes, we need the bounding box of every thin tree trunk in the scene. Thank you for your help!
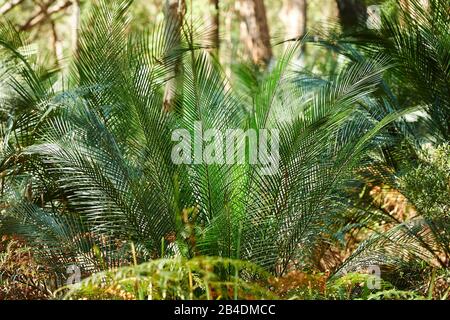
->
[206,0,219,55]
[223,6,232,79]
[50,20,64,66]
[280,0,307,50]
[163,0,186,112]
[237,0,272,66]
[280,0,307,41]
[71,0,80,56]
[335,0,367,32]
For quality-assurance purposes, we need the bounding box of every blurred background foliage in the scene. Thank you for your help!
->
[0,0,396,74]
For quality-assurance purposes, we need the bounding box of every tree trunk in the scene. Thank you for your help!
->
[32,1,66,65]
[206,0,219,55]
[163,0,186,112]
[71,0,80,56]
[280,0,307,43]
[50,20,64,66]
[238,0,272,66]
[335,0,367,32]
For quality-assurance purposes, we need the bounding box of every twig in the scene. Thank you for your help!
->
[0,0,25,15]
[20,0,72,31]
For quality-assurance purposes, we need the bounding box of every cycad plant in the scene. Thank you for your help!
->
[325,0,449,286]
[0,0,436,295]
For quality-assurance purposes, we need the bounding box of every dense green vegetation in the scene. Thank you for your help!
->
[0,0,449,300]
